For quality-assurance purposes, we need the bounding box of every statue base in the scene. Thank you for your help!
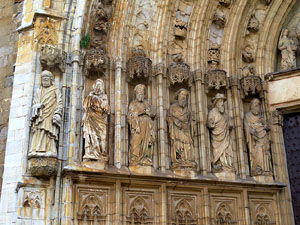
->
[27,157,58,177]
[129,165,154,175]
[82,159,107,170]
[171,162,197,177]
[213,166,236,180]
[252,172,273,183]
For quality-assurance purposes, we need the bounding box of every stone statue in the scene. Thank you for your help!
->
[168,89,196,170]
[207,93,234,172]
[242,45,254,63]
[278,28,297,70]
[128,84,156,167]
[29,70,63,158]
[244,98,272,176]
[82,79,110,162]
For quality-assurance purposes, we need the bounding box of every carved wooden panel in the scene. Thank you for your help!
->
[75,185,111,225]
[249,194,276,225]
[210,193,241,225]
[123,188,159,224]
[167,190,202,225]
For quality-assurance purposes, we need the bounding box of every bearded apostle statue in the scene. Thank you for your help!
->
[29,70,63,158]
[207,93,234,172]
[168,88,196,170]
[82,79,110,163]
[128,84,156,167]
[244,98,272,176]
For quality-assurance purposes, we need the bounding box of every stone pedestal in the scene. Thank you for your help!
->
[82,160,107,170]
[253,175,273,183]
[213,170,236,180]
[27,157,58,177]
[129,165,154,175]
[172,167,197,177]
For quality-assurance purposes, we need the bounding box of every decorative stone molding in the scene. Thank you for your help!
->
[40,44,66,72]
[35,17,59,45]
[77,194,105,221]
[206,69,227,92]
[215,203,236,224]
[254,205,276,225]
[240,75,263,98]
[23,191,42,209]
[127,48,152,81]
[167,54,192,86]
[27,157,58,177]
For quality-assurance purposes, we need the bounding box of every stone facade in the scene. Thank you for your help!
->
[0,0,299,224]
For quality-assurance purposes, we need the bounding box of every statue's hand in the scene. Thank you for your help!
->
[31,103,44,119]
[53,114,62,127]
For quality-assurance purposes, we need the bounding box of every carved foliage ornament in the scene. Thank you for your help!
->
[40,44,66,73]
[168,54,191,86]
[206,69,227,91]
[127,48,152,81]
[240,75,263,98]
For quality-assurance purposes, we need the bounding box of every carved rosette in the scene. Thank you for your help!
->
[127,48,152,82]
[40,44,67,72]
[240,75,263,98]
[206,69,227,92]
[85,48,110,77]
[167,56,191,86]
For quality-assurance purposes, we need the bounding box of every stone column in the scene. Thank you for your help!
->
[155,63,166,172]
[230,75,246,178]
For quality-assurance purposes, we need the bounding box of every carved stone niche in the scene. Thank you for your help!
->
[85,48,110,78]
[127,48,152,82]
[240,75,263,99]
[167,53,192,86]
[40,44,66,73]
[206,69,227,93]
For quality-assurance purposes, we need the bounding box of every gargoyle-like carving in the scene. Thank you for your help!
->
[215,203,235,225]
[168,54,191,86]
[206,69,227,91]
[240,75,263,98]
[242,45,254,63]
[278,28,297,70]
[247,14,259,33]
[127,48,152,81]
[85,48,110,77]
[40,44,66,72]
[174,17,188,39]
[94,2,109,34]
[213,9,226,28]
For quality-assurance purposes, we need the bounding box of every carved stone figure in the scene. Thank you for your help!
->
[82,79,110,163]
[213,9,226,28]
[207,93,234,172]
[168,89,196,170]
[247,14,259,33]
[242,45,254,63]
[244,98,272,176]
[278,28,297,70]
[241,64,255,77]
[128,84,156,167]
[29,70,63,158]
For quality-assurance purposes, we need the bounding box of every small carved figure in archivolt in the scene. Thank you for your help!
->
[29,70,63,157]
[168,89,196,170]
[128,84,156,166]
[244,98,272,176]
[278,28,297,70]
[82,79,110,162]
[207,93,234,172]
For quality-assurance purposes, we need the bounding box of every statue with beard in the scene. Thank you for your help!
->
[168,89,196,170]
[207,93,234,172]
[244,98,272,175]
[128,84,156,167]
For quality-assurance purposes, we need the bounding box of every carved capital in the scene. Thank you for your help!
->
[168,54,192,86]
[40,44,66,72]
[240,75,263,98]
[71,50,84,65]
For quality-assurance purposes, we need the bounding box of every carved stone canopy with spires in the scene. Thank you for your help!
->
[168,53,191,86]
[240,75,263,98]
[127,48,152,82]
[206,69,227,92]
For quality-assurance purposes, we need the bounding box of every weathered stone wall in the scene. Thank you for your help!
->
[0,0,23,198]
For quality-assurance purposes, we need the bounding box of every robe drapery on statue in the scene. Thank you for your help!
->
[208,107,233,169]
[82,86,109,162]
[128,99,155,166]
[244,110,272,175]
[29,83,63,157]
